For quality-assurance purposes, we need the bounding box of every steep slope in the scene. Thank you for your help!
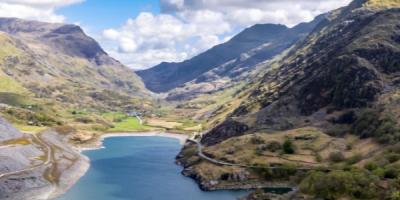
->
[138,19,322,93]
[0,18,148,110]
[202,0,400,145]
[178,0,400,198]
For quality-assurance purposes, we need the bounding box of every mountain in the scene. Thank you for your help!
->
[201,0,400,145]
[137,18,323,94]
[178,0,400,199]
[0,18,148,109]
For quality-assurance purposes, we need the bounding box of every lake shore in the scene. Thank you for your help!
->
[78,132,189,152]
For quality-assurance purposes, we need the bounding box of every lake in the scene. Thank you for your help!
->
[58,136,248,200]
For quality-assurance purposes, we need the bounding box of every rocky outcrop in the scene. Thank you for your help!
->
[201,119,249,146]
[0,117,23,141]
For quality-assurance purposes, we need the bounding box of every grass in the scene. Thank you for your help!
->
[2,138,31,145]
[0,71,30,96]
[108,117,152,132]
[101,112,153,132]
[14,124,48,134]
[201,127,384,168]
[146,118,182,129]
[0,33,21,60]
[101,112,126,121]
[365,0,400,8]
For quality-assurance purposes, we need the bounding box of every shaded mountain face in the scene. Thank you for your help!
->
[0,18,148,109]
[201,1,400,146]
[137,18,323,93]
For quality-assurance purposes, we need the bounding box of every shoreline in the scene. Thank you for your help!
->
[78,131,189,151]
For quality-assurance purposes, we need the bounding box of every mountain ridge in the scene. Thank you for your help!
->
[137,17,324,93]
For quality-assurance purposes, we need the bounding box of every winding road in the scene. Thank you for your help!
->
[187,138,317,171]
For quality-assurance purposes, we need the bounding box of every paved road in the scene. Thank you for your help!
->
[187,138,316,171]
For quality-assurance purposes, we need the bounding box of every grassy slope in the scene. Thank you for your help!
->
[365,0,400,8]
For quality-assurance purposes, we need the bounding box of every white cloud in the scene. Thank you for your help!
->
[101,11,229,69]
[102,0,351,70]
[0,0,83,23]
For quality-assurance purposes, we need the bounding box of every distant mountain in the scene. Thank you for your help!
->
[0,18,149,110]
[137,17,324,93]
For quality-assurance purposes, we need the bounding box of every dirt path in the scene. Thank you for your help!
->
[0,133,52,179]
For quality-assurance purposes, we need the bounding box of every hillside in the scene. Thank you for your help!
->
[178,0,400,199]
[0,18,148,106]
[202,0,400,145]
[137,19,322,93]
[0,18,154,134]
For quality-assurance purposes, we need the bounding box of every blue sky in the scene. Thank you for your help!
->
[0,0,351,70]
[58,0,160,33]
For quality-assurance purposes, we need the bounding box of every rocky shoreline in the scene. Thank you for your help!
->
[180,164,294,191]
[176,143,296,200]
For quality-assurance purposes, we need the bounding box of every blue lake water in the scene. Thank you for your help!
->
[58,136,248,200]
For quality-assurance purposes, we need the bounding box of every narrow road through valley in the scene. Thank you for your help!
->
[187,138,316,171]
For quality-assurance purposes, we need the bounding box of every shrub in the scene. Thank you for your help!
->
[386,153,400,163]
[266,141,282,152]
[364,162,378,171]
[327,125,351,137]
[384,167,399,179]
[352,109,400,144]
[389,143,400,154]
[255,146,264,156]
[346,154,363,165]
[300,170,379,200]
[250,135,265,145]
[283,138,295,154]
[75,116,94,124]
[329,151,345,163]
[315,153,322,162]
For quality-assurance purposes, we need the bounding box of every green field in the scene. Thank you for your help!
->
[102,112,153,132]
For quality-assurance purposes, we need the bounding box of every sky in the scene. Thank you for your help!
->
[0,0,352,70]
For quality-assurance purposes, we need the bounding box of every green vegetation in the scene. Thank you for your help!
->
[0,92,32,107]
[352,109,400,144]
[254,163,297,181]
[0,74,30,95]
[329,151,345,163]
[2,138,31,145]
[300,169,380,200]
[102,112,152,132]
[283,138,295,154]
